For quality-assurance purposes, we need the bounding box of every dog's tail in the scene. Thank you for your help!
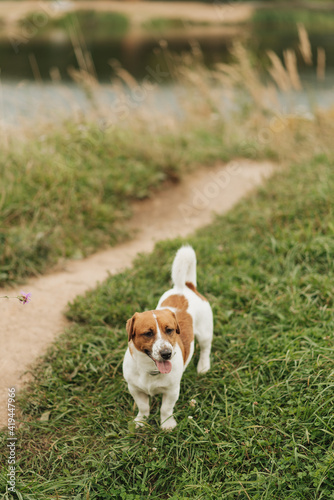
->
[171,245,197,290]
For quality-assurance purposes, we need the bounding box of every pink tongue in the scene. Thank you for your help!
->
[156,360,172,374]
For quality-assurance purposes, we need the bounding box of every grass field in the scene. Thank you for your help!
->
[1,152,333,499]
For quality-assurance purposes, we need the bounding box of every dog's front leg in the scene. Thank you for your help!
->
[160,389,179,430]
[128,385,150,427]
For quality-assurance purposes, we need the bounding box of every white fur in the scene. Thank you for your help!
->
[151,312,172,359]
[123,246,213,430]
[171,245,197,289]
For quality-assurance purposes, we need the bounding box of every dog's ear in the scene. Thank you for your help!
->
[126,313,138,342]
[169,310,181,335]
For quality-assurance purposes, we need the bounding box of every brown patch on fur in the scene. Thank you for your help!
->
[160,295,193,364]
[126,313,139,342]
[154,309,179,351]
[126,310,179,355]
[186,281,208,302]
[127,312,156,354]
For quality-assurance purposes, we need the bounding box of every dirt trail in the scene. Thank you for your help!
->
[0,159,275,428]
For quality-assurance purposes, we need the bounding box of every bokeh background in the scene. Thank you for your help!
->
[1,0,333,126]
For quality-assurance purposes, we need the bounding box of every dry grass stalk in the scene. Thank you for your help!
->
[0,72,9,149]
[49,67,62,82]
[67,67,98,88]
[267,50,291,91]
[317,47,326,81]
[214,63,241,86]
[65,18,99,96]
[297,23,312,65]
[283,49,302,90]
[232,44,268,107]
[67,15,97,81]
[69,29,88,74]
[110,64,139,89]
[85,51,97,81]
[214,43,271,109]
[28,53,42,82]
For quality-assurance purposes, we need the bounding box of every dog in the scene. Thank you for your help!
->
[123,245,213,429]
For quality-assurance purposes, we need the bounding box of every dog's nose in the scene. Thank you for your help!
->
[160,349,172,360]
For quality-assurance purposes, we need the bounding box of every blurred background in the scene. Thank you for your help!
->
[1,0,334,126]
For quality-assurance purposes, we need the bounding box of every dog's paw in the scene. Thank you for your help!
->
[161,416,177,430]
[197,358,210,374]
[134,416,148,428]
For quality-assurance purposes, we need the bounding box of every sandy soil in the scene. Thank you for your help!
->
[0,159,275,428]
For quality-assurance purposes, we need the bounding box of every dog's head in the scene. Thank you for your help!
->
[126,309,180,374]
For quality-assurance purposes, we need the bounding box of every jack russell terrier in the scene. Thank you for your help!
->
[123,245,213,429]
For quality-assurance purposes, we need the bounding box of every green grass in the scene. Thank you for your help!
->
[1,154,334,498]
[142,18,210,32]
[252,9,334,31]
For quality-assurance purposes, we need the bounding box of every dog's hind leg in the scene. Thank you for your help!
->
[194,306,213,374]
[196,336,212,374]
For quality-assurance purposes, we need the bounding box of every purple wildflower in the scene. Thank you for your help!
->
[18,291,32,305]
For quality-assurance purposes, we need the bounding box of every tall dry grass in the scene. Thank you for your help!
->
[64,21,333,165]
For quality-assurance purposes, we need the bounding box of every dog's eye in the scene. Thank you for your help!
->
[143,331,154,337]
[166,328,174,335]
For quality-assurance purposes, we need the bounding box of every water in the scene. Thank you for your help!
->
[0,80,183,125]
[2,74,333,127]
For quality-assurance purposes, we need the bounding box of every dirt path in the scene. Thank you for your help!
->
[0,1,254,27]
[0,159,276,428]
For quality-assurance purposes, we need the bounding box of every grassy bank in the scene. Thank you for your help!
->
[1,152,333,498]
[0,119,233,286]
